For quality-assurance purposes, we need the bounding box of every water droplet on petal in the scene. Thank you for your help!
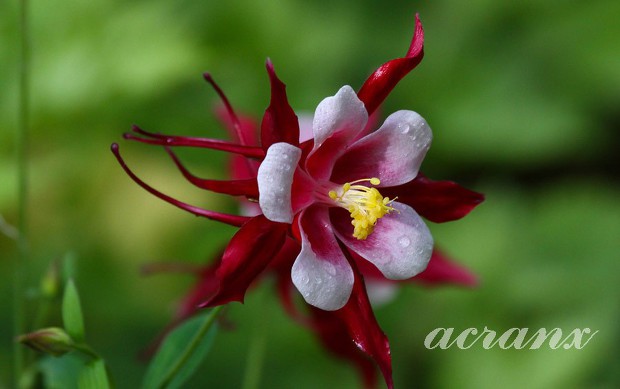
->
[400,125,411,134]
[397,235,411,248]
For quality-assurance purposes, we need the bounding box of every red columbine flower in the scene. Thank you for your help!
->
[257,84,435,311]
[112,14,484,389]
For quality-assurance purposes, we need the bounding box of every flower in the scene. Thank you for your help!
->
[112,14,484,389]
[257,84,436,311]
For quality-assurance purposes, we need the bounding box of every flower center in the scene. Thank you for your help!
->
[328,178,395,240]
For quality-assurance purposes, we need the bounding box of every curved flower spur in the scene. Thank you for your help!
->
[112,14,484,388]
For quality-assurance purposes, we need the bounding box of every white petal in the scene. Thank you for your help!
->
[312,85,368,149]
[257,142,302,223]
[333,202,434,279]
[331,110,432,186]
[291,207,354,310]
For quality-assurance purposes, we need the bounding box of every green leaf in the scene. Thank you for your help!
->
[62,279,85,343]
[39,354,83,389]
[142,307,221,389]
[78,359,111,389]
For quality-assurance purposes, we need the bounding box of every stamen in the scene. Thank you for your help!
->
[329,178,396,240]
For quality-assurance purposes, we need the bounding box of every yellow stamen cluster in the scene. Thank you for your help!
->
[329,178,395,240]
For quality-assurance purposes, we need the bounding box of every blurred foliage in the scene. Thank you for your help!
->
[2,0,619,388]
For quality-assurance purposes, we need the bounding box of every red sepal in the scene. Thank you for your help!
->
[202,215,288,307]
[384,173,484,223]
[357,14,425,116]
[260,59,300,150]
[308,306,380,389]
[335,247,394,389]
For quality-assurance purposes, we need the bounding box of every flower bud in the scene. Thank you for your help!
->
[17,327,74,356]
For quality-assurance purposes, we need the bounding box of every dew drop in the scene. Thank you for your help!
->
[400,125,411,134]
[397,235,411,248]
[302,275,310,285]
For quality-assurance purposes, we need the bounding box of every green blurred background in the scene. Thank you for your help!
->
[2,0,619,387]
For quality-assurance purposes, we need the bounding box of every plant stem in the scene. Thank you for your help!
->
[159,306,224,388]
[14,0,31,385]
[241,322,267,389]
[241,288,268,389]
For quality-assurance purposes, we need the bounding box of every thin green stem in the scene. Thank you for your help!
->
[241,288,269,389]
[14,0,31,385]
[241,321,267,389]
[158,306,224,388]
